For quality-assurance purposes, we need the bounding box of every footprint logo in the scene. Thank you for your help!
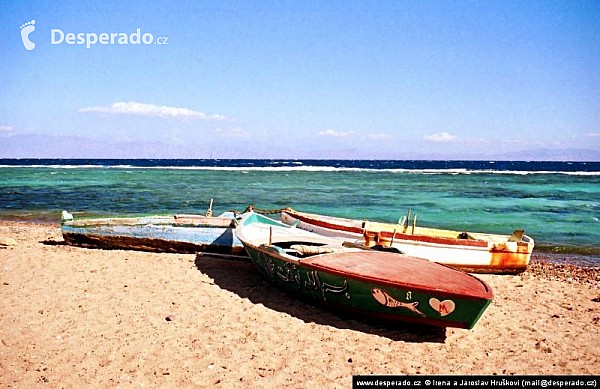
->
[20,20,36,50]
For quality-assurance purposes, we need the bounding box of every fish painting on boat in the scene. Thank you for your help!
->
[61,203,245,256]
[280,208,534,274]
[235,211,493,329]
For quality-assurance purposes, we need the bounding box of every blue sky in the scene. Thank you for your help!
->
[1,0,599,159]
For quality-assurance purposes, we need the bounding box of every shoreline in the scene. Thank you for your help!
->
[1,222,599,386]
[2,219,599,268]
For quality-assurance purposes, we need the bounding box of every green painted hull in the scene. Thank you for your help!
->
[243,244,492,329]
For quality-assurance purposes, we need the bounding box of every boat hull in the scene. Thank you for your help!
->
[62,214,246,255]
[236,213,493,329]
[281,210,534,274]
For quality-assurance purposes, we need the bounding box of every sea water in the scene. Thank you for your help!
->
[1,159,598,266]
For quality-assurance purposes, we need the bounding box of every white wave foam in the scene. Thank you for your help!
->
[1,165,599,175]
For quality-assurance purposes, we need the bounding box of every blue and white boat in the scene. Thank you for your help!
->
[61,205,245,256]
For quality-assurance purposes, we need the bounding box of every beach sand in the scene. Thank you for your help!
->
[1,222,599,388]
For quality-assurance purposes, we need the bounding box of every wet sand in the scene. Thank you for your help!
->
[1,222,599,388]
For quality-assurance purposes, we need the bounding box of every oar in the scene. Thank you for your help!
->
[206,198,214,217]
[412,214,417,234]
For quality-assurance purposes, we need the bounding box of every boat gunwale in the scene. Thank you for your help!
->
[282,210,487,248]
[62,215,235,228]
[282,209,534,251]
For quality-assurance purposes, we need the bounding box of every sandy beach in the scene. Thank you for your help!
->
[1,222,599,388]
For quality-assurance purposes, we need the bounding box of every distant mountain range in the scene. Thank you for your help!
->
[1,133,599,161]
[495,148,600,162]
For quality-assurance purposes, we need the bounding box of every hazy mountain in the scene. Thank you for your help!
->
[1,134,599,161]
[495,148,600,162]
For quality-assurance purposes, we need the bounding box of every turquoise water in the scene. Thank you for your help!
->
[1,161,599,266]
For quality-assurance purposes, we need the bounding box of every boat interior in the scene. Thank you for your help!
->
[260,239,404,260]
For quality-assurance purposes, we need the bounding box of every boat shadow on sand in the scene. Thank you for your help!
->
[194,254,447,343]
[41,239,67,246]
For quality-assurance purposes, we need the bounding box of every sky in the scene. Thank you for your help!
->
[1,0,599,160]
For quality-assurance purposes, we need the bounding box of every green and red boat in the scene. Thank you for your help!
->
[235,211,494,329]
